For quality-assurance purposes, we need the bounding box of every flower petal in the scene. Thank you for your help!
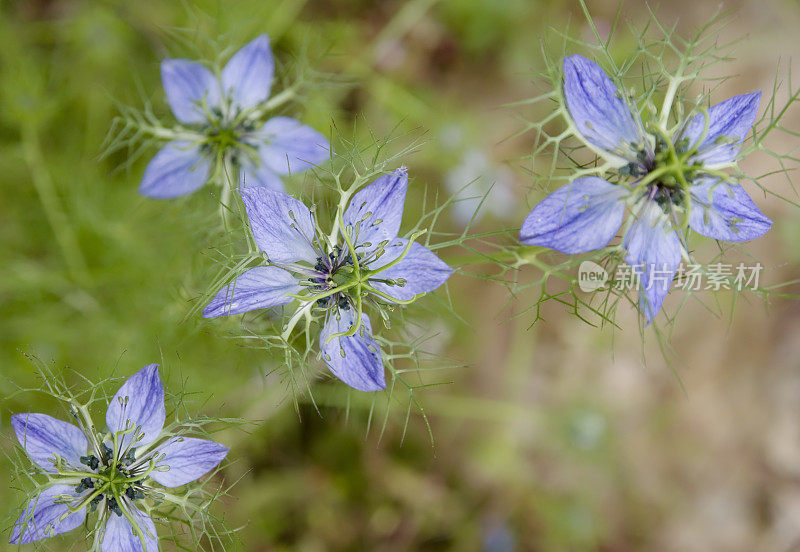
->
[240,186,319,264]
[11,413,88,472]
[10,485,85,544]
[238,157,284,190]
[368,240,453,302]
[342,168,408,253]
[221,34,273,111]
[519,176,627,254]
[160,59,220,125]
[106,364,165,449]
[202,266,300,318]
[624,201,683,323]
[563,55,643,165]
[150,437,228,487]
[139,141,211,199]
[689,178,772,241]
[320,310,385,392]
[680,91,761,166]
[252,117,330,174]
[102,505,158,552]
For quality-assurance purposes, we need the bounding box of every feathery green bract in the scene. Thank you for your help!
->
[509,2,800,336]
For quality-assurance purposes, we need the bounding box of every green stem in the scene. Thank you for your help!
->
[327,187,355,245]
[281,301,315,340]
[659,62,687,127]
[363,229,426,277]
[220,154,235,225]
[67,483,109,514]
[142,124,204,142]
[337,211,361,274]
[362,282,417,305]
[21,122,90,285]
[117,498,151,552]
[443,248,520,268]
[326,286,364,342]
[265,88,295,110]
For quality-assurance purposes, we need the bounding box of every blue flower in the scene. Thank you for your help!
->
[139,34,329,199]
[10,364,228,550]
[520,54,772,322]
[203,168,454,391]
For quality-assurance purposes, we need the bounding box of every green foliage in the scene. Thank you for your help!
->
[1,0,798,551]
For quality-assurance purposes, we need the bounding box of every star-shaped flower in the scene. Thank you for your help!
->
[10,364,228,551]
[520,54,772,322]
[203,168,454,391]
[139,34,329,199]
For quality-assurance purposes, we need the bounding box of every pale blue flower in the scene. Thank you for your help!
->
[140,35,329,199]
[520,55,771,322]
[10,364,227,550]
[203,169,453,391]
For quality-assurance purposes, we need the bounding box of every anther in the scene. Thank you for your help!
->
[89,494,103,512]
[80,455,100,470]
[125,487,145,501]
[106,497,123,517]
[75,477,94,493]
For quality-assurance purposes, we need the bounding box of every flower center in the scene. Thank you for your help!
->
[330,265,357,288]
[308,245,365,310]
[77,444,147,516]
[198,109,260,166]
[207,126,242,150]
[622,132,698,213]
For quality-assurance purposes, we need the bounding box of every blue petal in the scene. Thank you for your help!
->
[251,117,330,175]
[11,413,88,473]
[240,186,319,264]
[519,176,627,253]
[342,168,408,254]
[689,178,772,241]
[106,364,165,449]
[10,485,85,544]
[150,437,228,487]
[203,266,300,318]
[563,55,643,164]
[160,59,220,125]
[221,34,273,111]
[623,201,683,323]
[680,91,761,165]
[139,141,211,199]
[101,505,158,552]
[238,157,284,190]
[320,310,385,392]
[368,240,453,302]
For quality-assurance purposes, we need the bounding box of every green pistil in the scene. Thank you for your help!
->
[330,266,357,287]
[209,127,241,150]
[105,463,141,495]
[77,444,149,509]
[103,468,147,511]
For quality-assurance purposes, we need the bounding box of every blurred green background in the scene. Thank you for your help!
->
[2,0,800,550]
